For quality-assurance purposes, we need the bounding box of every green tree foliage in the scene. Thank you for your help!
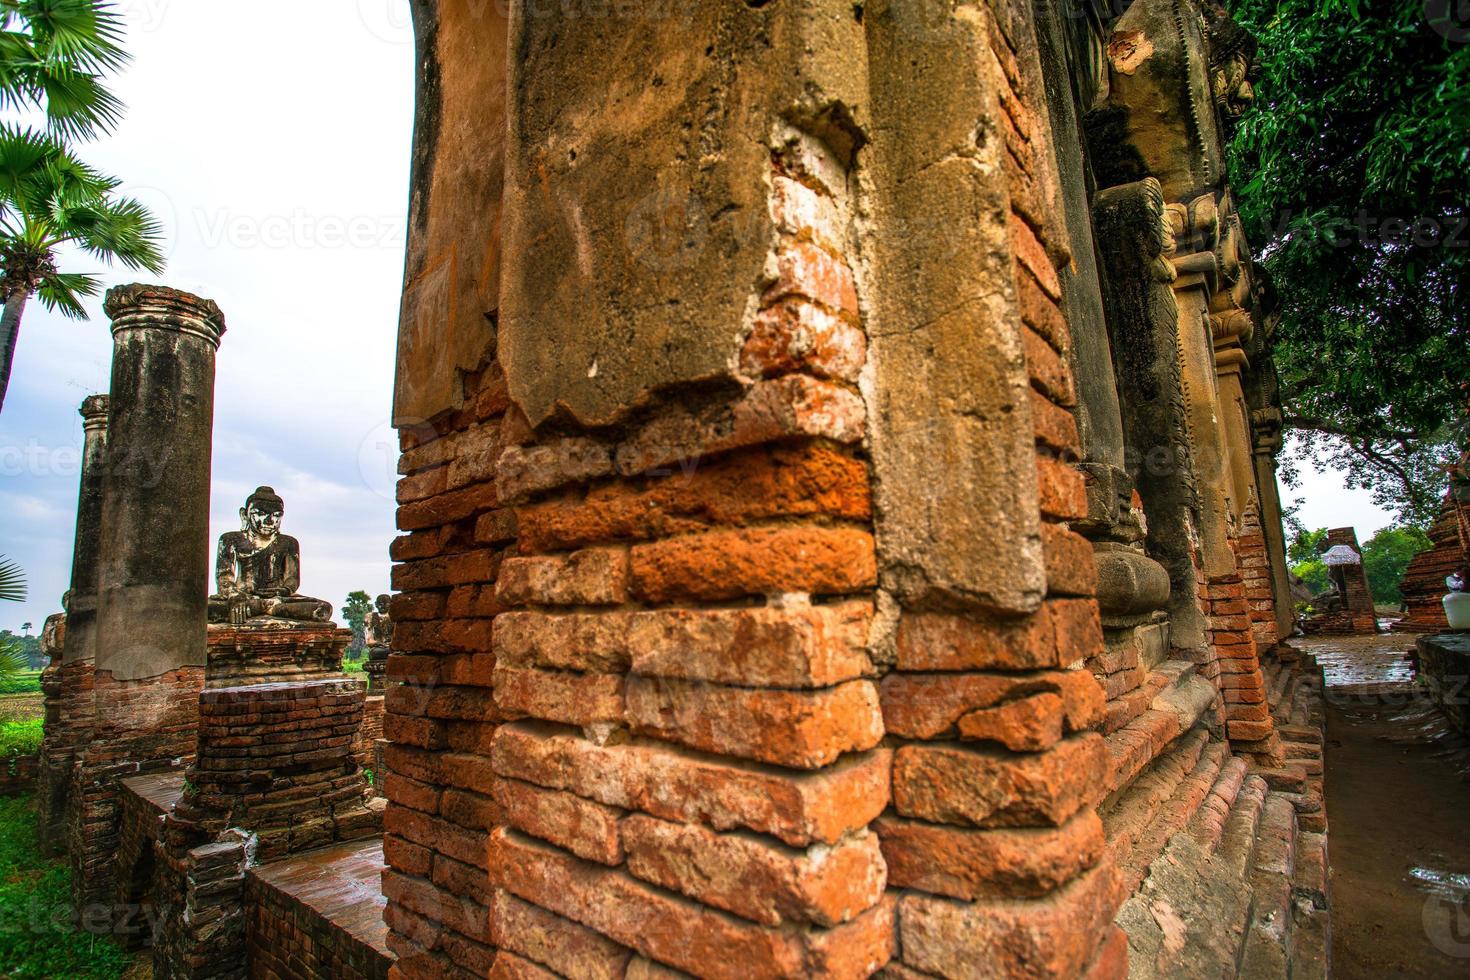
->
[0,630,41,668]
[1286,524,1434,605]
[1230,0,1470,526]
[342,590,372,657]
[0,125,164,411]
[0,0,128,140]
[1361,524,1433,604]
[1286,526,1332,597]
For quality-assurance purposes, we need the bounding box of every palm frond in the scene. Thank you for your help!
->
[0,638,27,678]
[0,555,24,603]
[0,1,129,139]
[37,65,124,140]
[67,195,163,272]
[20,0,128,74]
[36,269,97,317]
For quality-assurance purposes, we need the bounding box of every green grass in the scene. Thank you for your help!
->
[0,672,41,695]
[0,796,137,978]
[0,719,41,759]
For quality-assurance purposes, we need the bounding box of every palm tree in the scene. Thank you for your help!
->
[0,554,22,603]
[0,0,128,140]
[0,124,163,411]
[0,555,31,677]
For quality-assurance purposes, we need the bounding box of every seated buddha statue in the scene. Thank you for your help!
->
[207,486,333,625]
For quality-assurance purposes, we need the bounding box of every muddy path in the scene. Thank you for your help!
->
[1298,634,1470,978]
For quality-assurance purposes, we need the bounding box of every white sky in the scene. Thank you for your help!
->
[0,0,1394,633]
[0,1,415,632]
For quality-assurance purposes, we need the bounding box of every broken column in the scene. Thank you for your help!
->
[38,395,109,852]
[71,285,225,916]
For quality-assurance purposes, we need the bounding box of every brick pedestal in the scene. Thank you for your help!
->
[152,678,382,979]
[205,622,352,688]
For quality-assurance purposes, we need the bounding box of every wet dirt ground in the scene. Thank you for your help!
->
[1297,631,1470,978]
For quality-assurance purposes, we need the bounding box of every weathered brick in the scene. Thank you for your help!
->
[615,376,865,477]
[516,443,870,553]
[1022,325,1074,406]
[494,611,635,674]
[491,891,634,980]
[627,602,873,688]
[491,722,889,847]
[880,670,1102,744]
[489,951,561,980]
[622,815,886,927]
[1038,457,1087,521]
[875,811,1103,900]
[493,667,626,726]
[1010,213,1062,301]
[1042,524,1096,598]
[741,298,866,383]
[399,482,500,531]
[630,527,876,603]
[393,551,497,591]
[892,734,1105,827]
[495,438,615,506]
[488,829,895,979]
[760,241,859,315]
[1031,389,1079,453]
[895,601,1102,672]
[497,548,629,607]
[899,859,1123,979]
[625,677,883,769]
[497,777,626,865]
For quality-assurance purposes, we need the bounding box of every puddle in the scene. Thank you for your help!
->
[1408,865,1470,900]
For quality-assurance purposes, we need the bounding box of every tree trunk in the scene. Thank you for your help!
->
[0,288,31,415]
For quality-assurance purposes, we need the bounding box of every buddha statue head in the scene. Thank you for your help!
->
[242,485,285,539]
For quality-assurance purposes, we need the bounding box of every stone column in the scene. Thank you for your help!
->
[71,285,225,917]
[38,395,109,852]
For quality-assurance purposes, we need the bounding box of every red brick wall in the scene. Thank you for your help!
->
[1236,502,1279,649]
[381,4,1125,977]
[247,864,392,980]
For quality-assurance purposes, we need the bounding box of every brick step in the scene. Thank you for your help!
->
[1115,771,1272,978]
[1105,732,1228,896]
[1185,756,1249,856]
[1100,660,1217,801]
[1239,793,1297,978]
[1289,674,1323,729]
[1266,659,1294,726]
[1290,832,1331,980]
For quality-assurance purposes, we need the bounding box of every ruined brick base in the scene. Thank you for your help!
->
[1395,494,1467,633]
[69,666,203,917]
[153,828,257,980]
[356,694,386,774]
[1302,610,1380,636]
[1417,633,1470,736]
[38,659,95,852]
